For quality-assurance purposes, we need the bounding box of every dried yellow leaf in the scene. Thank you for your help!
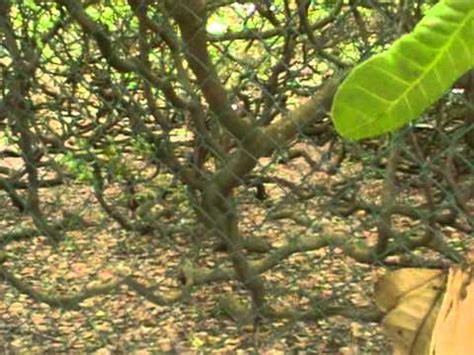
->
[375,268,446,355]
[374,268,444,312]
[430,266,474,355]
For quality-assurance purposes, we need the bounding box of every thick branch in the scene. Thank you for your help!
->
[168,0,256,141]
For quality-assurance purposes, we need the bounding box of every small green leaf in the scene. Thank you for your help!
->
[190,335,205,349]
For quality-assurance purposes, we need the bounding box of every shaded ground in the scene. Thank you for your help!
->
[0,151,393,353]
[1,141,469,353]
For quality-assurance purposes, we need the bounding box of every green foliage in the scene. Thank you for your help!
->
[1,127,15,145]
[56,152,94,183]
[331,0,474,140]
[85,1,130,31]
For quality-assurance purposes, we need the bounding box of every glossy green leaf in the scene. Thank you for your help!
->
[331,0,474,140]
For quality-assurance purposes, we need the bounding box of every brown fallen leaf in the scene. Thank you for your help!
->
[31,313,46,325]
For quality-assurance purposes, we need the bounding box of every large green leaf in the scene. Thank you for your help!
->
[331,0,474,140]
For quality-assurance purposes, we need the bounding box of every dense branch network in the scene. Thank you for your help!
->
[0,0,471,331]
